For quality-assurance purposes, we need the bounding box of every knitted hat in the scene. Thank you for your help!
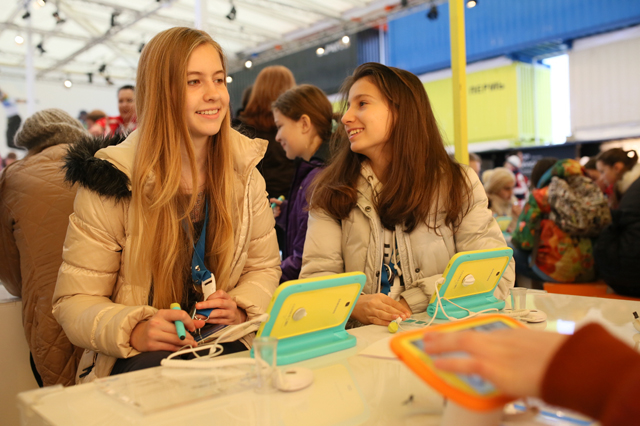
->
[482,167,516,195]
[14,108,89,153]
[505,155,521,169]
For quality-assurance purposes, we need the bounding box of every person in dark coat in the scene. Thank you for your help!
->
[270,85,334,282]
[594,148,640,296]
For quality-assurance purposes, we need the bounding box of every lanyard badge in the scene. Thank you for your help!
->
[190,201,217,321]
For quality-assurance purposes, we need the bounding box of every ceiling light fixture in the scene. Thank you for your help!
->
[37,0,47,7]
[98,64,107,74]
[138,43,145,53]
[110,11,120,27]
[226,76,233,83]
[466,0,477,8]
[341,35,350,44]
[226,5,236,20]
[64,79,73,89]
[426,5,438,20]
[53,11,66,25]
[105,76,114,85]
[22,11,31,20]
[87,73,93,83]
[36,42,46,54]
[15,35,25,45]
[316,47,325,56]
[244,60,252,69]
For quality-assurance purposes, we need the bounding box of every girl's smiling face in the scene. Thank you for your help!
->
[184,43,229,145]
[341,77,393,163]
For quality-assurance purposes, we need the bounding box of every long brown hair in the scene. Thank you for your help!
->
[272,84,333,142]
[310,63,471,233]
[130,27,235,309]
[239,66,295,131]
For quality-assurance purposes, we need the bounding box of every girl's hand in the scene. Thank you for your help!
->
[196,289,247,325]
[269,198,283,218]
[422,328,567,398]
[130,309,205,352]
[351,294,411,326]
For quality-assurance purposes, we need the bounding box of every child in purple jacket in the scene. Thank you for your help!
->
[270,85,333,282]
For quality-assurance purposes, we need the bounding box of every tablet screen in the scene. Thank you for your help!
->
[408,320,511,396]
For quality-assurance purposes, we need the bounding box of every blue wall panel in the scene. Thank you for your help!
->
[389,0,640,75]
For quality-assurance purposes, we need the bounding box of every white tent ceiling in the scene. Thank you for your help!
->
[1,0,428,87]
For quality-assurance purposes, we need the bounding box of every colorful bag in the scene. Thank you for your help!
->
[547,175,611,237]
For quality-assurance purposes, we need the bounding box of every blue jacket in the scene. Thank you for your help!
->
[277,142,329,283]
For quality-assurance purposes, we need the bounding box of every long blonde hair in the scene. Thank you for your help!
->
[130,27,235,309]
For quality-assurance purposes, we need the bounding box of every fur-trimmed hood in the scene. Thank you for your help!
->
[63,129,268,202]
[63,133,129,201]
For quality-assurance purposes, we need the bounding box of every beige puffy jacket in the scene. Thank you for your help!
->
[0,144,85,387]
[300,163,514,315]
[52,129,281,383]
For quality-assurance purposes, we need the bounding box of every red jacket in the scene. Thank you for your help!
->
[542,323,640,425]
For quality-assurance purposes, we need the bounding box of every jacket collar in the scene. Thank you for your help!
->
[65,128,267,200]
[617,163,640,195]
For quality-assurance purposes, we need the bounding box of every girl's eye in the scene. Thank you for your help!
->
[359,101,366,107]
[188,79,199,86]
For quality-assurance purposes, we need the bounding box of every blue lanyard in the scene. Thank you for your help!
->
[191,202,211,287]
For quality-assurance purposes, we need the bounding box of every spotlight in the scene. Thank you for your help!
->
[341,35,350,44]
[226,76,233,83]
[244,60,252,69]
[110,11,120,27]
[466,0,477,8]
[22,11,31,20]
[426,5,438,20]
[53,11,66,25]
[105,76,114,85]
[15,35,24,45]
[316,47,325,56]
[87,72,93,83]
[226,5,236,20]
[138,43,145,53]
[98,64,107,74]
[36,42,46,54]
[64,79,73,89]
[37,0,46,6]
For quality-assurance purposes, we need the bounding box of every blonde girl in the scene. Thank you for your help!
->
[53,27,280,382]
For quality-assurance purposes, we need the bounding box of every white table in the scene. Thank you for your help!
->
[17,292,640,426]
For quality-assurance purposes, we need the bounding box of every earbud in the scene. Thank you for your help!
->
[388,317,403,334]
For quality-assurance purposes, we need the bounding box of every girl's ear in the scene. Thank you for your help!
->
[614,161,626,175]
[299,114,312,134]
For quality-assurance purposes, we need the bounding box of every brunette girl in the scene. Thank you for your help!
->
[270,84,332,282]
[53,27,280,382]
[300,63,514,326]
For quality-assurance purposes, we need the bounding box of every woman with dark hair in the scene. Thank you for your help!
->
[300,63,514,326]
[270,84,333,282]
[236,66,296,200]
[594,148,640,296]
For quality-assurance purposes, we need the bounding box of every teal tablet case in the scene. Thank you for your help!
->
[426,248,512,319]
[250,272,366,365]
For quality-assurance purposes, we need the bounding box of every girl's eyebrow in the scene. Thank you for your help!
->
[187,69,225,76]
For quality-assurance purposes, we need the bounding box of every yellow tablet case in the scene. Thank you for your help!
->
[427,248,512,319]
[251,272,366,365]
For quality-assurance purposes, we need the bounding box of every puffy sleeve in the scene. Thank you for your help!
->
[0,174,21,296]
[52,187,156,359]
[453,168,515,299]
[299,208,345,279]
[228,169,281,319]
